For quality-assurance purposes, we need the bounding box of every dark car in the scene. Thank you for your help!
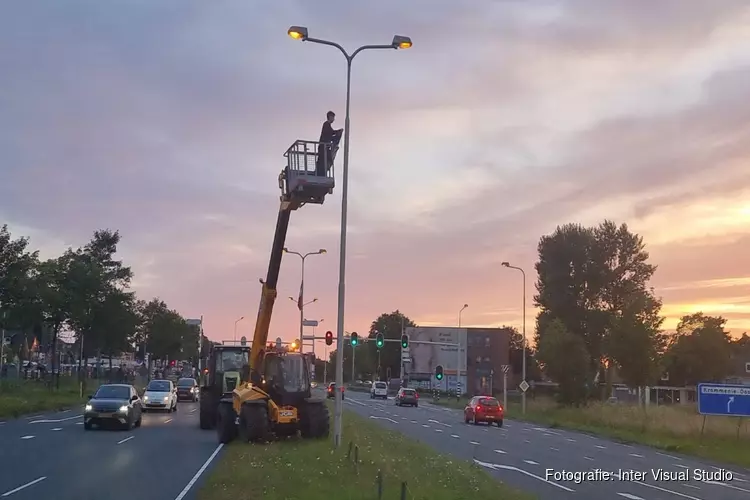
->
[84,384,142,430]
[176,377,199,402]
[464,396,504,427]
[394,388,419,407]
[327,382,344,399]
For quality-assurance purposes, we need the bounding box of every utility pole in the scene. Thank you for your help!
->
[0,308,6,376]
[351,341,356,383]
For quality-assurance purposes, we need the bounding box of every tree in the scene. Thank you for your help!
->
[368,310,416,379]
[92,290,139,369]
[536,319,590,405]
[138,298,192,361]
[505,326,541,381]
[664,313,733,385]
[534,221,664,392]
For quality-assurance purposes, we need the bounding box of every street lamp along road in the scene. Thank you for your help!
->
[283,247,326,353]
[501,261,527,415]
[288,25,412,449]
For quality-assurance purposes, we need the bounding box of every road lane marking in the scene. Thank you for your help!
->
[550,447,559,451]
[617,493,644,500]
[524,460,539,465]
[20,435,34,440]
[610,471,700,499]
[451,434,460,438]
[524,440,530,443]
[657,452,681,460]
[629,453,644,458]
[175,443,224,500]
[703,480,750,493]
[165,418,173,424]
[29,415,81,424]
[584,457,594,461]
[189,409,197,413]
[435,429,443,433]
[369,416,398,424]
[682,484,700,490]
[117,436,135,445]
[75,422,83,425]
[494,449,506,454]
[60,409,71,413]
[470,441,480,445]
[51,428,62,432]
[474,459,575,492]
[566,438,576,442]
[422,424,429,428]
[1,477,46,497]
[595,445,606,449]
[410,420,417,424]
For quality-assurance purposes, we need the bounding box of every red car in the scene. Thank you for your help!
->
[464,396,504,427]
[327,382,344,399]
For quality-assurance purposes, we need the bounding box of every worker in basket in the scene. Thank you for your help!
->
[316,110,343,176]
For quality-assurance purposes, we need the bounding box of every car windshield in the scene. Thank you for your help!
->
[217,349,249,372]
[147,380,171,392]
[375,382,387,388]
[94,385,129,400]
[177,378,195,387]
[479,398,499,406]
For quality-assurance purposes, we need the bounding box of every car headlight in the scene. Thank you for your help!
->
[163,396,169,402]
[143,395,149,400]
[85,404,93,411]
[119,405,129,413]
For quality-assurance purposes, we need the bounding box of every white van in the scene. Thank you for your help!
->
[370,381,388,399]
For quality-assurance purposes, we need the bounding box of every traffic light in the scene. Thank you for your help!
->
[290,340,298,351]
[350,332,358,346]
[375,333,384,349]
[401,334,409,349]
[435,365,444,380]
[325,331,333,346]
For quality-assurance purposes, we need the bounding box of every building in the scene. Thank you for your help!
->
[404,326,511,396]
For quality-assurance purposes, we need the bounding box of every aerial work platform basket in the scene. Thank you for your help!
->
[279,139,337,208]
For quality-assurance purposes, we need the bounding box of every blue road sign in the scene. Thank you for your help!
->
[697,383,750,417]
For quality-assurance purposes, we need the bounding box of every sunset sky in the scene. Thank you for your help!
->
[2,1,749,349]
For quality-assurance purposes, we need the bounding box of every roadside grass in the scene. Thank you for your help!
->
[432,395,750,469]
[198,404,535,500]
[0,378,101,419]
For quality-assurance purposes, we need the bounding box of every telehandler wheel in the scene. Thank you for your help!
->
[239,403,270,443]
[199,399,214,430]
[216,403,237,444]
[300,402,330,439]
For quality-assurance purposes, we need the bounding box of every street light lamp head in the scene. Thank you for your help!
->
[318,249,327,254]
[463,304,468,308]
[282,247,289,253]
[501,262,510,267]
[392,35,412,49]
[288,26,308,41]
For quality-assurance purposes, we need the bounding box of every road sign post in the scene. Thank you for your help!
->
[501,365,510,409]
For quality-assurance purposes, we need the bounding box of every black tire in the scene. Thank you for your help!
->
[84,421,93,430]
[199,396,214,430]
[497,420,503,428]
[414,403,418,407]
[300,402,330,439]
[239,403,270,443]
[216,403,237,444]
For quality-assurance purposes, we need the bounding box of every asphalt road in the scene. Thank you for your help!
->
[343,391,750,500]
[0,401,223,500]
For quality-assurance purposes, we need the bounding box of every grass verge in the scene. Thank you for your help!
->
[0,378,100,419]
[198,404,535,500]
[432,395,750,469]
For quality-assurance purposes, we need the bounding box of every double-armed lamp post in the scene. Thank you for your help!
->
[287,25,412,448]
[283,247,326,351]
[502,261,527,415]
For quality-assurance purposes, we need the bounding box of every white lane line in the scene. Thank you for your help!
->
[584,457,594,461]
[550,447,560,451]
[566,438,576,442]
[164,418,173,424]
[75,422,83,425]
[703,480,750,493]
[422,424,429,428]
[494,449,506,454]
[595,445,606,449]
[401,417,407,420]
[60,409,71,413]
[117,436,135,445]
[470,441,480,445]
[524,460,539,465]
[435,429,443,433]
[174,443,224,500]
[629,453,644,458]
[29,415,81,424]
[657,451,681,460]
[369,416,398,424]
[682,484,700,490]
[611,471,701,499]
[1,477,47,497]
[474,460,574,492]
[617,493,644,500]
[189,408,197,413]
[20,435,35,440]
[0,422,5,425]
[51,428,62,432]
[410,420,418,424]
[450,434,460,439]
[524,440,530,444]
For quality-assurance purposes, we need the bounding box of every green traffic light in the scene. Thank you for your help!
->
[436,373,443,380]
[377,340,383,348]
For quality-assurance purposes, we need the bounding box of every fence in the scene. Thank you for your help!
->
[344,439,425,500]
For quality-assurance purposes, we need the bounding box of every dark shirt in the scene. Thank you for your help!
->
[319,121,336,143]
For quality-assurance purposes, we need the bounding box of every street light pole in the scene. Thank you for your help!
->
[233,316,244,342]
[458,304,468,328]
[457,304,468,396]
[502,262,527,415]
[288,26,412,449]
[283,248,326,352]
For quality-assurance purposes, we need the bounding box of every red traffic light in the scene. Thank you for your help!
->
[325,331,333,346]
[170,360,175,366]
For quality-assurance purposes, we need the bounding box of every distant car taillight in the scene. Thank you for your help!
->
[476,405,482,412]
[414,392,419,398]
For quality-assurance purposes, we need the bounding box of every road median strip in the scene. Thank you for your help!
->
[198,404,533,500]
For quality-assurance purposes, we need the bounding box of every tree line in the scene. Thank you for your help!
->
[0,225,199,378]
[534,220,748,405]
